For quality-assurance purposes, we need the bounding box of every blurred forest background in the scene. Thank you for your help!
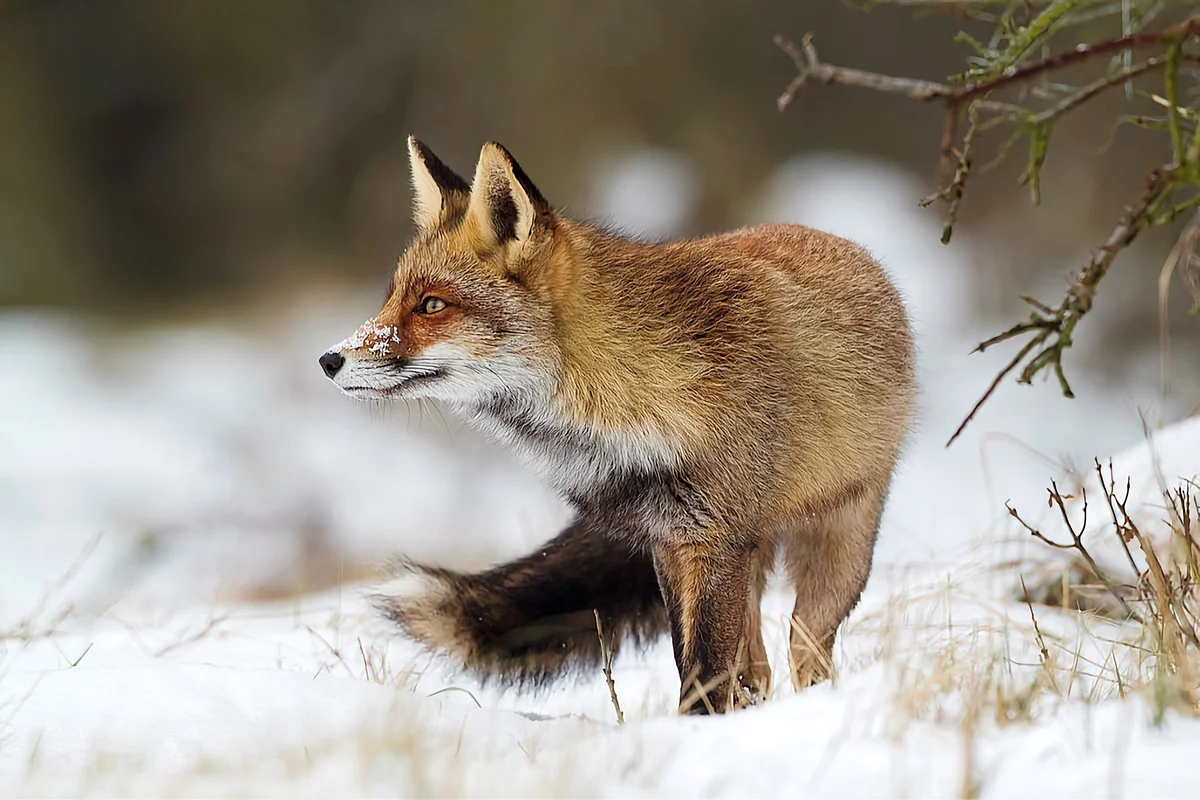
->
[1,0,1188,365]
[2,0,1198,616]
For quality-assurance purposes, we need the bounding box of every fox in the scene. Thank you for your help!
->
[319,137,916,714]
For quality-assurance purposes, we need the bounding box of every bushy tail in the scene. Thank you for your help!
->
[372,521,667,685]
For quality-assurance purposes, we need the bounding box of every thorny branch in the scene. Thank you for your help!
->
[776,4,1200,445]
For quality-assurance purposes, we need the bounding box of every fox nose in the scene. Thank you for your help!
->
[319,351,345,379]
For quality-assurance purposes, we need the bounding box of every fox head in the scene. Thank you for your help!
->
[320,138,564,405]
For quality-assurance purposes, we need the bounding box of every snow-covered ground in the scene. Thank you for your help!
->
[2,155,1198,797]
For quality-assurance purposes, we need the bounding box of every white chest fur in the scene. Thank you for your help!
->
[460,396,678,496]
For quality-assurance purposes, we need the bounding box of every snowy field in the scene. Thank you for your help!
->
[3,156,1199,797]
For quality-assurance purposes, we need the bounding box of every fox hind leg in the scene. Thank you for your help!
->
[784,479,888,691]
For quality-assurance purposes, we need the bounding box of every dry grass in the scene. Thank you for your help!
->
[1013,458,1200,724]
[1,556,1190,798]
[0,534,102,643]
[6,448,1200,796]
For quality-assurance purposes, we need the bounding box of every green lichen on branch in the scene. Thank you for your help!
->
[777,1,1200,445]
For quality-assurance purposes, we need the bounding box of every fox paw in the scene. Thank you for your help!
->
[734,679,768,709]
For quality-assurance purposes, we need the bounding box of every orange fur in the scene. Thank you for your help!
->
[323,138,916,713]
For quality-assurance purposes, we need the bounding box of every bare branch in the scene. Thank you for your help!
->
[780,19,1200,111]
[946,329,1049,446]
[922,101,983,243]
[1009,482,1144,622]
[775,34,962,109]
[1072,165,1175,313]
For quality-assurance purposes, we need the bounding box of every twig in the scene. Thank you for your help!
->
[990,0,1081,74]
[1022,576,1051,665]
[947,164,1176,445]
[778,19,1200,110]
[775,34,1022,112]
[1008,482,1144,622]
[776,34,945,104]
[922,100,983,243]
[945,329,1048,446]
[1072,165,1174,312]
[594,609,625,725]
[977,56,1171,133]
[1166,41,1184,163]
[955,16,1200,105]
[1097,460,1143,582]
[1020,575,1061,693]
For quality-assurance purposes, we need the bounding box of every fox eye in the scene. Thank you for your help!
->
[417,296,448,315]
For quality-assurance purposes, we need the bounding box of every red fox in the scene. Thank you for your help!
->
[320,137,916,713]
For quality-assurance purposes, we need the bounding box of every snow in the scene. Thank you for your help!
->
[3,154,1199,796]
[5,570,1198,797]
[336,319,405,354]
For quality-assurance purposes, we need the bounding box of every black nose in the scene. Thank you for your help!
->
[319,351,345,379]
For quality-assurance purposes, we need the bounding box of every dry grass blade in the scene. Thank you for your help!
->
[1,533,103,642]
[154,613,232,657]
[787,614,836,689]
[425,687,483,708]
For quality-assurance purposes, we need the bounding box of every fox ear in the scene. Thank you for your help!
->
[466,142,552,247]
[408,136,470,232]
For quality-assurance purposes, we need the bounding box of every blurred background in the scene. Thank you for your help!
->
[1,1,1196,624]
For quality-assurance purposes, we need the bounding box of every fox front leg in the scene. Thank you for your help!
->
[652,539,759,714]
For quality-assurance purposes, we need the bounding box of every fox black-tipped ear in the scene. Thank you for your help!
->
[466,142,552,247]
[408,136,470,231]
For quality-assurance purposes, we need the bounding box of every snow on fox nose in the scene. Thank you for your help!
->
[335,317,405,357]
